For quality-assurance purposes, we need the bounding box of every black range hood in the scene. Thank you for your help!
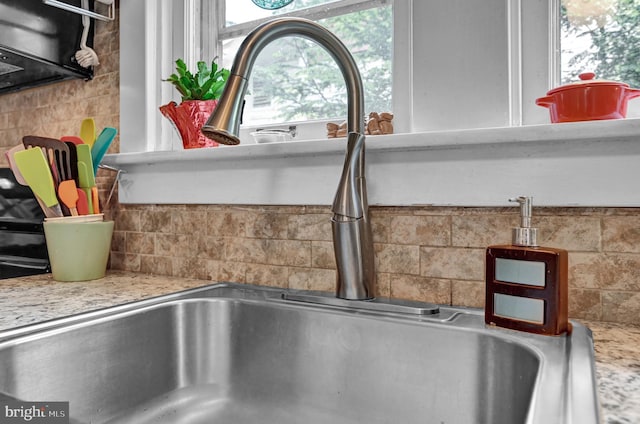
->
[0,0,94,95]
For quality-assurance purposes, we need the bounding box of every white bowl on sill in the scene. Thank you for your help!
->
[250,129,293,144]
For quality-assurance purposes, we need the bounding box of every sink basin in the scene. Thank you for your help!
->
[0,283,600,423]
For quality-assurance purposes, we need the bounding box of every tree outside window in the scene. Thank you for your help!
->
[224,0,392,126]
[561,0,640,87]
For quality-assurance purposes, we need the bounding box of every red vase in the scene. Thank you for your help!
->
[159,100,219,149]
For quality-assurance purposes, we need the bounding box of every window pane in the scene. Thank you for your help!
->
[223,5,392,126]
[226,0,341,26]
[561,0,640,87]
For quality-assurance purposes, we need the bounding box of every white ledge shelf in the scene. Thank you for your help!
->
[103,119,640,207]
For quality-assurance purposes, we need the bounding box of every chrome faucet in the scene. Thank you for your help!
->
[202,17,375,300]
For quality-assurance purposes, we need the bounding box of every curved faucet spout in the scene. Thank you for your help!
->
[202,17,375,300]
[202,17,364,143]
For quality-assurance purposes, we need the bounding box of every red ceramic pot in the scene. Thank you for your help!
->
[159,100,219,148]
[536,72,640,123]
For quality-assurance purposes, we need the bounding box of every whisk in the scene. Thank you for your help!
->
[75,0,100,68]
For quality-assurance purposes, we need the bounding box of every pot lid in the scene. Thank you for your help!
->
[547,72,630,94]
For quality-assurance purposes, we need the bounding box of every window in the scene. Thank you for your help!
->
[212,0,393,130]
[560,0,640,116]
[561,0,640,86]
[120,0,639,152]
[115,0,640,207]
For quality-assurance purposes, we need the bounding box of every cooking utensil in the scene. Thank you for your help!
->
[80,118,96,147]
[76,144,99,214]
[5,144,55,215]
[91,127,117,175]
[58,180,79,216]
[536,72,640,123]
[60,136,85,145]
[77,163,94,214]
[76,144,96,187]
[75,0,100,68]
[13,148,63,217]
[22,136,73,182]
[63,141,79,184]
[5,144,27,185]
[76,188,90,215]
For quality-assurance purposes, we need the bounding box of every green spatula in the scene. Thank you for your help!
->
[14,147,63,217]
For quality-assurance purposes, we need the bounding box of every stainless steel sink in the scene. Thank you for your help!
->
[0,283,600,424]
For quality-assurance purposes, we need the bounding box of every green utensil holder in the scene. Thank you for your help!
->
[43,220,114,282]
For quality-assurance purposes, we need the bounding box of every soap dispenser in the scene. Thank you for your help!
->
[485,196,570,335]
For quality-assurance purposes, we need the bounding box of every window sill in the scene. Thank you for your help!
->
[103,119,640,207]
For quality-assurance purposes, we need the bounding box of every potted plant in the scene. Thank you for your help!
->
[160,58,230,149]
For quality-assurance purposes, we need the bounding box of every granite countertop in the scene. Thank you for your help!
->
[0,271,638,423]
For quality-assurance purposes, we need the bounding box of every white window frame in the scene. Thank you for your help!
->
[111,0,640,207]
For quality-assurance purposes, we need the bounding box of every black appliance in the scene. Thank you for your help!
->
[0,168,50,279]
[0,0,94,95]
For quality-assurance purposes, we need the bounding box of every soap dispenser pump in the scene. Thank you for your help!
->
[485,196,570,335]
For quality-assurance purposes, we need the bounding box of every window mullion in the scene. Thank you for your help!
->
[508,0,523,126]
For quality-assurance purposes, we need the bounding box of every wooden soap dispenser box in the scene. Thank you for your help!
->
[485,196,571,336]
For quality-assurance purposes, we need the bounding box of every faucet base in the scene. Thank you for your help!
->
[282,293,440,315]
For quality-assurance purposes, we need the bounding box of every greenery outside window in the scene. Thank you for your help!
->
[211,0,393,134]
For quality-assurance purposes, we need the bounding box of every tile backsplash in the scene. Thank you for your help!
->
[1,8,638,325]
[108,204,640,325]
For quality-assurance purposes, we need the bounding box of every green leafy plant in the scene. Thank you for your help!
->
[165,58,230,101]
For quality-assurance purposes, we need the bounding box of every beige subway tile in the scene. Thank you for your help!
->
[311,241,336,269]
[264,239,311,267]
[246,211,289,239]
[140,255,172,277]
[196,236,226,261]
[288,213,332,241]
[452,214,516,248]
[568,288,602,321]
[172,257,208,280]
[602,291,640,325]
[537,216,601,252]
[207,260,246,283]
[376,273,391,298]
[140,209,172,233]
[390,215,450,246]
[225,238,267,264]
[375,243,420,275]
[108,252,125,270]
[569,252,600,289]
[207,210,247,237]
[125,232,155,255]
[451,280,485,308]
[109,252,140,272]
[602,216,640,253]
[114,209,141,232]
[420,247,485,280]
[173,210,203,235]
[288,267,335,292]
[569,252,640,291]
[155,233,190,258]
[246,264,288,288]
[226,237,311,267]
[390,274,451,305]
[111,231,125,252]
[370,213,390,243]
